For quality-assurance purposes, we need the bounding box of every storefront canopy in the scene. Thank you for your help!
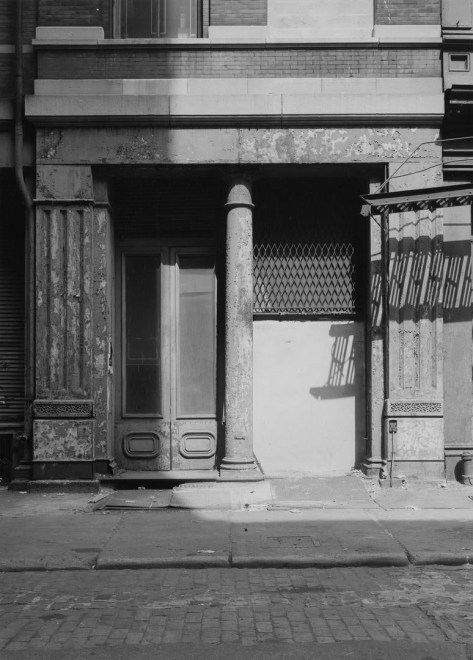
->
[361,183,473,215]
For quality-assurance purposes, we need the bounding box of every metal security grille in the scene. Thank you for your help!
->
[113,176,223,240]
[253,180,365,317]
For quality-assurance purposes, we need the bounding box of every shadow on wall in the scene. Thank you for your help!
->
[309,322,366,468]
[309,323,357,400]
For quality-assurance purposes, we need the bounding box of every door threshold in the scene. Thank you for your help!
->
[100,470,219,488]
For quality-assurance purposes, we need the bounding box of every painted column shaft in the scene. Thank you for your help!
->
[221,177,257,472]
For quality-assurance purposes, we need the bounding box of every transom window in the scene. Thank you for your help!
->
[119,0,202,38]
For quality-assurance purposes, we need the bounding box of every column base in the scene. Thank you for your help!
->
[12,461,33,482]
[445,446,473,482]
[9,479,100,493]
[218,469,264,482]
[32,459,95,481]
[219,457,263,482]
[361,456,386,478]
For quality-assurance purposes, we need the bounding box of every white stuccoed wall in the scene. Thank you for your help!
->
[268,0,374,39]
[253,320,366,475]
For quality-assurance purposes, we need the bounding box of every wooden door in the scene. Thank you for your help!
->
[115,245,217,471]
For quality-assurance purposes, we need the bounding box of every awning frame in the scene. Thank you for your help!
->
[361,182,473,215]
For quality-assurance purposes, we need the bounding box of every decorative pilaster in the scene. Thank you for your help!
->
[443,204,473,479]
[33,165,96,480]
[220,175,260,480]
[362,179,386,477]
[91,179,113,471]
[385,206,445,477]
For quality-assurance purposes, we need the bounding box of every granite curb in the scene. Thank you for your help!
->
[2,478,473,573]
[3,550,473,572]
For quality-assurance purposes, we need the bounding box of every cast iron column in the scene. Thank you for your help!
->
[220,175,260,480]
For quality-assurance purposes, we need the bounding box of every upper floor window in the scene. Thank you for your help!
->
[119,0,202,38]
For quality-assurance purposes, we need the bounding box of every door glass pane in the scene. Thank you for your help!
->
[124,256,161,415]
[121,0,156,38]
[160,0,198,38]
[178,255,216,415]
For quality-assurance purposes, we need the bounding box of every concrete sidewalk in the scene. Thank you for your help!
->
[1,474,473,571]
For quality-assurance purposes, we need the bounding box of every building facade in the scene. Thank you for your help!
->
[0,0,472,485]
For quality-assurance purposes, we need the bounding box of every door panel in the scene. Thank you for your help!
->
[115,245,217,471]
[115,248,171,470]
[171,251,217,470]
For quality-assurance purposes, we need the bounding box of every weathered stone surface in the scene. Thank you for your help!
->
[36,163,93,200]
[388,208,444,398]
[386,417,444,461]
[33,167,113,468]
[33,419,93,460]
[37,127,441,166]
[92,197,113,459]
[383,166,445,472]
[221,177,258,475]
[35,203,93,399]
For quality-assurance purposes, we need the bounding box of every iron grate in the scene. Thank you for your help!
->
[253,181,364,317]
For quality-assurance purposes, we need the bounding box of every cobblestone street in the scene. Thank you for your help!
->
[1,566,473,655]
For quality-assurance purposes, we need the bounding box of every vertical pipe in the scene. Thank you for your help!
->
[14,0,35,467]
[381,209,390,464]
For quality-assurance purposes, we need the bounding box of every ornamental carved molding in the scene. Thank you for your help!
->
[33,399,93,419]
[385,400,443,417]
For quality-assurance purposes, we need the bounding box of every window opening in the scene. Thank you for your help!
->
[253,181,365,318]
[120,0,201,38]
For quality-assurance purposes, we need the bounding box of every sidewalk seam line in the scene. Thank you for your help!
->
[369,511,414,566]
[94,512,125,569]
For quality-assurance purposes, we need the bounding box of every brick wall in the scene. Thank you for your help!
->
[38,47,441,79]
[0,0,37,100]
[210,0,267,26]
[375,0,440,25]
[38,0,112,37]
[0,0,38,44]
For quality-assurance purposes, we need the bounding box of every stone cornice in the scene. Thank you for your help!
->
[32,37,442,50]
[25,114,444,129]
[25,92,444,128]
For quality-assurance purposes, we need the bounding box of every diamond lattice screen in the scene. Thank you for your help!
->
[253,181,365,317]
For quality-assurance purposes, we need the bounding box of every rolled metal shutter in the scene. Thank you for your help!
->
[0,183,25,425]
[113,176,224,240]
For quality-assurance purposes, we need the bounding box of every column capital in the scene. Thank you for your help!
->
[224,172,256,210]
[224,199,254,212]
[36,164,93,202]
